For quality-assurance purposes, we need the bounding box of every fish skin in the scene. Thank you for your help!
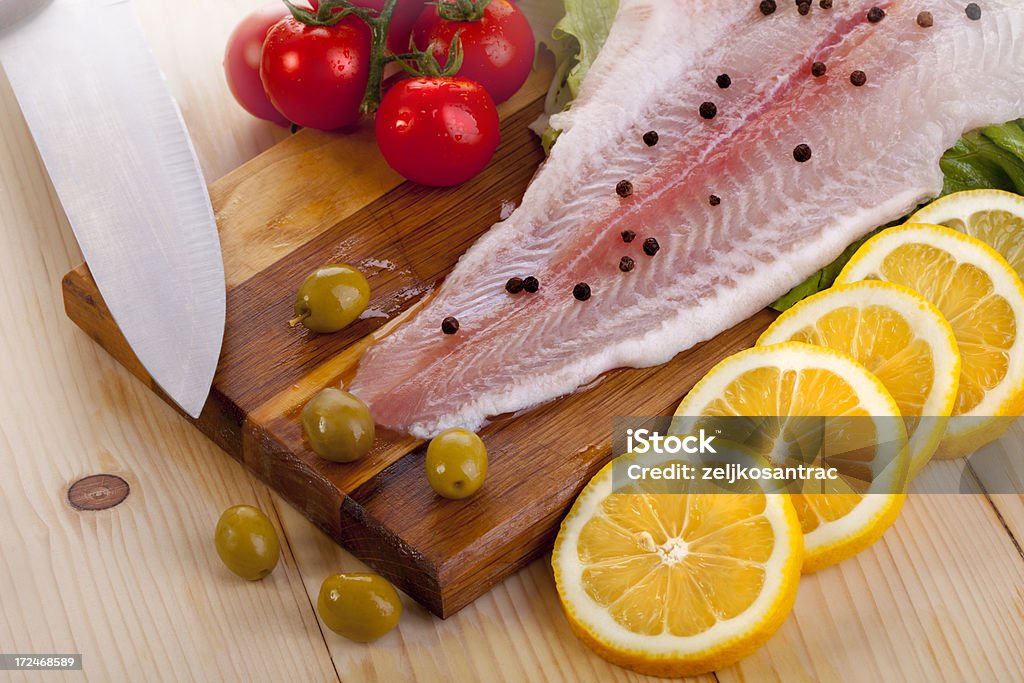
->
[351,0,1024,438]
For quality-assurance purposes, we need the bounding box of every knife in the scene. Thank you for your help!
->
[0,0,226,418]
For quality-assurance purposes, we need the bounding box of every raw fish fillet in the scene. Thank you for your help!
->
[352,0,1024,438]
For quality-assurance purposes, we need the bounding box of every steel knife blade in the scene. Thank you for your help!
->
[0,0,226,418]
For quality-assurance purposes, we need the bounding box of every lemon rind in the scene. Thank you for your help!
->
[757,281,960,475]
[910,188,1024,229]
[673,343,909,571]
[836,224,1024,438]
[552,460,802,674]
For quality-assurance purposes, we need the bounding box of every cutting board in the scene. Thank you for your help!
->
[61,65,778,618]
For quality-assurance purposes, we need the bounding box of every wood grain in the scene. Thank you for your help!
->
[0,1,338,674]
[61,83,791,614]
[727,465,1024,682]
[3,0,1023,679]
[61,95,554,614]
[5,3,700,674]
[273,496,717,683]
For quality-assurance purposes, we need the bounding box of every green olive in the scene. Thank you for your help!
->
[425,428,488,499]
[301,388,375,463]
[292,265,370,334]
[317,573,402,642]
[214,505,280,581]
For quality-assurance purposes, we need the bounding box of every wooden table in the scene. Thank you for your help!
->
[1,1,1023,680]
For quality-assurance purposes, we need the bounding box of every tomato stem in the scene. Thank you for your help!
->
[433,0,493,22]
[281,0,374,27]
[388,31,465,78]
[361,0,399,114]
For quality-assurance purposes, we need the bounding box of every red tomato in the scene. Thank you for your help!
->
[260,16,372,131]
[309,0,426,53]
[223,5,290,125]
[412,0,534,104]
[375,77,500,186]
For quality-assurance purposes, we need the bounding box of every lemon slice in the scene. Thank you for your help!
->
[837,225,1024,458]
[552,456,802,677]
[910,189,1024,278]
[758,282,961,477]
[673,343,908,573]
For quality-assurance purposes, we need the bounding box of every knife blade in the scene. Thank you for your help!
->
[0,0,225,418]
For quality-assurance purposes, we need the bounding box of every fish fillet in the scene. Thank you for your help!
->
[352,0,1024,438]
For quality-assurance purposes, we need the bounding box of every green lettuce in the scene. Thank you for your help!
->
[552,0,618,101]
[939,120,1024,195]
[533,3,1024,311]
[530,0,619,153]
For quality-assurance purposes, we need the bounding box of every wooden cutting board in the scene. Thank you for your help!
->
[61,65,777,618]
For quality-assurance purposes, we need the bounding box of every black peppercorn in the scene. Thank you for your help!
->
[710,194,722,206]
[966,3,981,20]
[573,283,592,301]
[621,230,637,243]
[811,61,827,77]
[619,256,635,273]
[699,102,718,120]
[441,317,460,335]
[760,0,777,15]
[716,74,732,89]
[867,6,885,22]
[505,277,524,294]
[522,276,540,293]
[643,238,661,256]
[917,11,934,27]
[643,130,660,147]
[616,180,634,198]
[850,70,867,86]
[793,144,812,162]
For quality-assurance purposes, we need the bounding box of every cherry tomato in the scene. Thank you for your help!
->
[223,5,290,125]
[412,0,534,104]
[310,0,425,53]
[375,77,500,186]
[260,16,372,131]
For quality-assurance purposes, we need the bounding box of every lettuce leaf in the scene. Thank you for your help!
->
[940,121,1024,195]
[530,0,619,153]
[554,0,619,101]
[531,4,1024,311]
